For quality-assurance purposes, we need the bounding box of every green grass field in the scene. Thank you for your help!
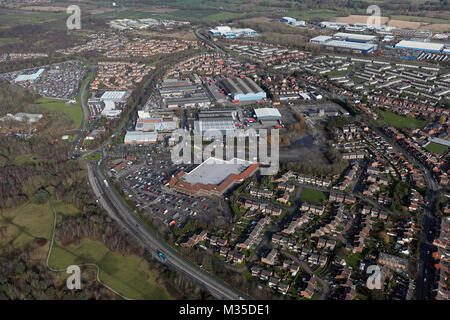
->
[0,12,66,27]
[0,202,54,259]
[49,240,173,300]
[425,142,448,154]
[376,110,425,129]
[301,188,327,204]
[36,97,82,129]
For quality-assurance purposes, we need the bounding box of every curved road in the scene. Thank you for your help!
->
[71,65,96,156]
[86,163,244,300]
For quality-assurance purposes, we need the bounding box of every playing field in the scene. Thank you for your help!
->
[425,142,448,154]
[376,111,425,129]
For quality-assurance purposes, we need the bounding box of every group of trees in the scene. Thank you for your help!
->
[0,134,84,208]
[282,145,349,176]
[0,245,118,300]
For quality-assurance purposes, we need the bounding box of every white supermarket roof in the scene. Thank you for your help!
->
[182,157,253,185]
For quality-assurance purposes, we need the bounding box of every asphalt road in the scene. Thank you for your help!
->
[71,65,96,156]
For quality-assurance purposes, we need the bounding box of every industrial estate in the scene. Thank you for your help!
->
[0,0,449,307]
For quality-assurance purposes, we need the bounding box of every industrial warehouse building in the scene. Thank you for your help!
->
[100,91,127,102]
[124,131,158,144]
[136,110,179,132]
[319,21,348,30]
[209,26,258,38]
[168,157,259,196]
[221,77,267,102]
[158,78,212,108]
[281,17,306,26]
[324,40,376,54]
[310,33,377,54]
[309,35,333,44]
[332,32,377,43]
[14,68,45,82]
[254,108,282,121]
[194,109,238,136]
[99,91,128,118]
[395,40,445,53]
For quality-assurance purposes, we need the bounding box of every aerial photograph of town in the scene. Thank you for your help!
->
[0,0,448,313]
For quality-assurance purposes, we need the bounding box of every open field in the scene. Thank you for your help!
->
[49,239,173,300]
[21,6,67,12]
[301,188,327,204]
[0,11,66,27]
[287,9,338,20]
[335,14,450,31]
[0,202,54,259]
[425,142,448,154]
[390,14,450,24]
[388,19,422,29]
[376,111,426,129]
[170,9,246,22]
[35,97,82,129]
[420,23,450,32]
[336,15,389,25]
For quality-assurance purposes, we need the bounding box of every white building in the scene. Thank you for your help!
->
[14,68,45,82]
[124,131,158,144]
[100,91,127,102]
